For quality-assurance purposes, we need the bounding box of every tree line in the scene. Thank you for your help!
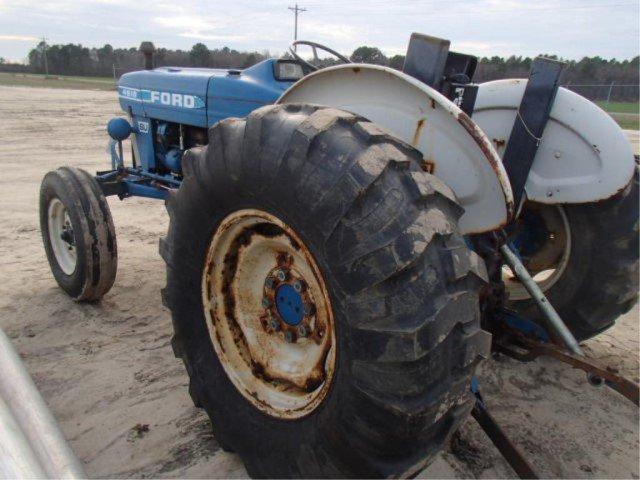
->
[17,41,640,101]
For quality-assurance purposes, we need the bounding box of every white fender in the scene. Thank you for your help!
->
[278,64,514,235]
[474,80,635,204]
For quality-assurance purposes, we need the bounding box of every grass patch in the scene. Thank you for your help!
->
[0,72,116,91]
[609,113,639,130]
[594,101,639,130]
[596,100,639,114]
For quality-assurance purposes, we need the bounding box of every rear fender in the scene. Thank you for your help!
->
[474,80,635,204]
[278,64,514,235]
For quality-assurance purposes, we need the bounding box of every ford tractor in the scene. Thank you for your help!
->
[39,35,638,478]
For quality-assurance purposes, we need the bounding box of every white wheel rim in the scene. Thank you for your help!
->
[47,198,77,275]
[504,205,571,301]
[202,209,337,419]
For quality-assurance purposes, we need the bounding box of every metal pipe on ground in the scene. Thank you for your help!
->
[0,327,86,479]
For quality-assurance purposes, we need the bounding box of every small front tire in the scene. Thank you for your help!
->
[40,166,118,301]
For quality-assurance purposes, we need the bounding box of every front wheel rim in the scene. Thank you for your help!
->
[47,198,77,275]
[202,209,337,419]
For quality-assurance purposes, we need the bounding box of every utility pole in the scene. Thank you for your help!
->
[288,4,306,50]
[41,37,49,76]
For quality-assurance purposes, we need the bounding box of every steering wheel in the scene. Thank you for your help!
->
[289,40,351,71]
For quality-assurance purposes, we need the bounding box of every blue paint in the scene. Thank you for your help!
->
[275,284,304,326]
[506,209,549,262]
[101,59,297,201]
[118,59,294,128]
[122,181,169,200]
[107,117,132,141]
[502,311,550,342]
[162,149,183,172]
[471,376,479,394]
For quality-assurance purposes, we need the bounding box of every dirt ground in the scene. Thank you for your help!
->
[0,85,638,479]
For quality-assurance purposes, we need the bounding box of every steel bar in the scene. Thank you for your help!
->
[0,328,85,479]
[499,243,583,357]
[471,400,538,479]
[512,337,640,406]
[501,57,564,210]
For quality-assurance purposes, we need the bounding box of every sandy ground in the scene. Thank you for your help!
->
[0,85,638,479]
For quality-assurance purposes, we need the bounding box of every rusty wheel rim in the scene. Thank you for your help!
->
[202,209,337,419]
[503,205,571,301]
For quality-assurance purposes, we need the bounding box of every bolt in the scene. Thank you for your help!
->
[262,298,271,308]
[284,330,296,343]
[269,319,281,331]
[303,302,316,316]
[587,372,605,387]
[264,277,276,289]
[297,324,309,337]
[293,279,306,292]
[275,269,287,282]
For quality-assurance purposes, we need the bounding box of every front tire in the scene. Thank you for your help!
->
[40,167,117,301]
[161,104,491,477]
[506,171,639,341]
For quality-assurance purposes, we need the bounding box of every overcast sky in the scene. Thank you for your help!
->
[0,0,638,63]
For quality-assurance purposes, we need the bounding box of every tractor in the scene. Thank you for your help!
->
[39,34,638,478]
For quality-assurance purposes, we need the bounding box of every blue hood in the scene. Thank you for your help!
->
[118,59,295,128]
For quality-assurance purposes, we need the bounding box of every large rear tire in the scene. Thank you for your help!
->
[39,166,117,301]
[506,170,639,341]
[161,104,491,477]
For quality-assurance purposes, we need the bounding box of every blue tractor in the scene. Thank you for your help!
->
[39,35,638,477]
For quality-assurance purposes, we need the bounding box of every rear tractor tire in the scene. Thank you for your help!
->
[40,166,117,301]
[161,104,491,477]
[505,170,639,341]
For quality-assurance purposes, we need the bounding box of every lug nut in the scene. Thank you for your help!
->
[284,330,296,343]
[269,319,281,331]
[297,324,309,337]
[293,279,306,292]
[303,303,316,316]
[262,298,271,308]
[264,277,276,289]
[275,269,287,282]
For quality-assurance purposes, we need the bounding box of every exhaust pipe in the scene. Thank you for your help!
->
[139,41,155,70]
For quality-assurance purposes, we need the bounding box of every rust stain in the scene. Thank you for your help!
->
[352,67,361,73]
[457,111,515,222]
[421,158,435,174]
[202,210,338,417]
[412,117,427,146]
[493,138,506,149]
[222,217,334,393]
[430,98,436,109]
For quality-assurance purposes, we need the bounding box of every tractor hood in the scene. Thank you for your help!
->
[118,59,294,128]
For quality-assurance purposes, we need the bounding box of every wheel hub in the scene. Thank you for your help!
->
[202,209,336,419]
[275,284,304,326]
[47,198,77,275]
[503,204,571,301]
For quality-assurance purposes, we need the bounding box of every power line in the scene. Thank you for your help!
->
[288,4,307,48]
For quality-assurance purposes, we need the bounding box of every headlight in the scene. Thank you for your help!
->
[275,60,304,81]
